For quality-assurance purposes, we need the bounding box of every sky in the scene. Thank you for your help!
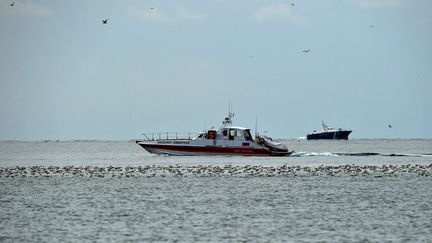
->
[0,0,431,140]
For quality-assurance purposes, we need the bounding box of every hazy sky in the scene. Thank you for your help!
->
[1,0,431,140]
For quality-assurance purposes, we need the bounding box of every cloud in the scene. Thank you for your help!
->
[1,0,50,16]
[357,0,404,8]
[175,7,205,21]
[254,3,300,23]
[128,6,204,23]
[128,7,168,22]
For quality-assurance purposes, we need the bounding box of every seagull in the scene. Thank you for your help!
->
[102,19,109,24]
[303,49,311,53]
[10,2,14,6]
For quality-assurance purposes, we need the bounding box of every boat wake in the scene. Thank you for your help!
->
[291,152,339,157]
[292,152,432,158]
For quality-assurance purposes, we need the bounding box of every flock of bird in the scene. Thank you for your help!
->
[8,1,312,54]
[7,1,396,132]
[1,164,431,178]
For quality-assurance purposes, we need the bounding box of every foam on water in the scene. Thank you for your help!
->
[292,151,339,157]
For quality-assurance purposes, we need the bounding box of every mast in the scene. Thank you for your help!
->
[222,100,234,128]
[255,116,258,138]
[321,121,329,131]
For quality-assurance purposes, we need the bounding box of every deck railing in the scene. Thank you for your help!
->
[140,132,200,141]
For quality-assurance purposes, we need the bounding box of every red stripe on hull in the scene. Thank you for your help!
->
[138,143,281,156]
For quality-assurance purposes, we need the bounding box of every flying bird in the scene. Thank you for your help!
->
[291,3,295,6]
[303,49,311,53]
[388,124,392,128]
[10,2,14,6]
[102,19,109,24]
[150,7,154,10]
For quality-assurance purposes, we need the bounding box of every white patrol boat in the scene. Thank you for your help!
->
[136,112,292,156]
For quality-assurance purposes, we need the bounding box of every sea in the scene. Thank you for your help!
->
[1,139,431,242]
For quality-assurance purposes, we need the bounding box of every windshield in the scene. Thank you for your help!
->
[244,129,253,141]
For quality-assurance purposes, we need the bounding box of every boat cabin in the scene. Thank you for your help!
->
[222,127,253,141]
[194,127,253,141]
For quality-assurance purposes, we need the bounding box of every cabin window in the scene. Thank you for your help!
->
[229,129,235,140]
[235,130,243,138]
[244,130,253,141]
[223,129,228,137]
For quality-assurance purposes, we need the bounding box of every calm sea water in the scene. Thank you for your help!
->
[1,139,431,242]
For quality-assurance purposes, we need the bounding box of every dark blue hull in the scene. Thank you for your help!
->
[307,130,352,140]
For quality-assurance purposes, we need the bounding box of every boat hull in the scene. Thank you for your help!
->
[307,130,352,140]
[136,141,292,156]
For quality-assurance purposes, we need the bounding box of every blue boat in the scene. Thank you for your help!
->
[307,121,352,140]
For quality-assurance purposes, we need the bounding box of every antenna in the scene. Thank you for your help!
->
[322,120,328,131]
[228,98,233,118]
[222,99,234,128]
[255,116,258,138]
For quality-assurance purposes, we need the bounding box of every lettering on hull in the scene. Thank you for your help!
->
[139,143,275,156]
